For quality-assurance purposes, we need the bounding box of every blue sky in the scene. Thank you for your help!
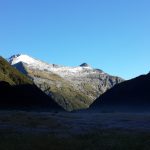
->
[0,0,150,79]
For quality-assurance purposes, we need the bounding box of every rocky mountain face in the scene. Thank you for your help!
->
[90,73,150,112]
[0,56,63,111]
[9,54,124,111]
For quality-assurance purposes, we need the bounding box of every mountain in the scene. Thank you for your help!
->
[0,56,32,85]
[9,54,124,111]
[90,73,150,112]
[0,56,63,111]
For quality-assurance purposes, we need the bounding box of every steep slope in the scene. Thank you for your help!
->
[90,73,150,112]
[0,56,64,111]
[9,54,124,111]
[0,56,32,85]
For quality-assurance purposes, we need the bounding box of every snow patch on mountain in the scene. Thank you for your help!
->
[9,54,44,65]
[8,54,102,77]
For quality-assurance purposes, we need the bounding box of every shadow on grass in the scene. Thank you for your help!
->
[0,130,150,150]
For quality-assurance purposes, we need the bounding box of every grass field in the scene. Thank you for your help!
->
[0,111,150,150]
[0,130,150,150]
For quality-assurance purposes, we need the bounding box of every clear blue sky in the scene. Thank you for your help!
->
[0,0,150,79]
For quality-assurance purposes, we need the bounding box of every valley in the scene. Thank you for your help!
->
[0,54,150,150]
[1,0,149,149]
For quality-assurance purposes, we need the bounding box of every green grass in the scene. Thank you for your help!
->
[0,72,15,85]
[0,130,150,150]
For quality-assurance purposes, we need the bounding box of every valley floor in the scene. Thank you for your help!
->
[0,111,150,150]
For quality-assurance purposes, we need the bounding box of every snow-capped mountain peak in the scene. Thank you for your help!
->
[7,54,124,111]
[8,54,97,77]
[9,54,40,65]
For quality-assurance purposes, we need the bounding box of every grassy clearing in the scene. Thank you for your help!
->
[0,130,150,150]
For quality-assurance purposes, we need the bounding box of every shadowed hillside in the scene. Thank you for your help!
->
[0,81,63,110]
[90,73,150,112]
